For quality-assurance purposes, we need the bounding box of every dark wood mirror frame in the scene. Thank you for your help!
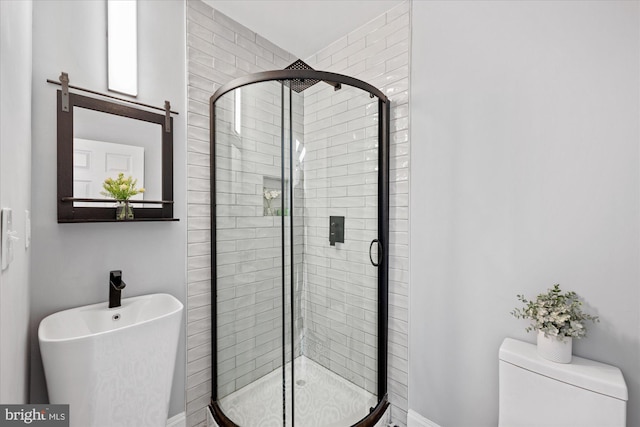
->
[57,90,176,222]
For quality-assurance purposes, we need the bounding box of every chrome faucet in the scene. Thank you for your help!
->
[109,270,126,308]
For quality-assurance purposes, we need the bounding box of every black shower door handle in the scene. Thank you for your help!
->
[369,239,382,267]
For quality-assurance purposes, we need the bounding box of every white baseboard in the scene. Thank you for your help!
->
[407,409,442,427]
[166,412,186,427]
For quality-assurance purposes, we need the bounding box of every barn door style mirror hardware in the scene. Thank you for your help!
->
[48,72,179,223]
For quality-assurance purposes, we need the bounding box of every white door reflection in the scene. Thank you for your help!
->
[73,105,162,209]
[73,138,144,207]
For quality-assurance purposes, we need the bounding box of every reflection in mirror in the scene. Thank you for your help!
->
[73,107,160,208]
[57,90,175,222]
[73,139,145,207]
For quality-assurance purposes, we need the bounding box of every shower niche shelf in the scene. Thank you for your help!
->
[262,176,288,216]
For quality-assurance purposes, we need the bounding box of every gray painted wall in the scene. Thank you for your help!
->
[409,1,639,426]
[0,0,32,404]
[28,0,187,418]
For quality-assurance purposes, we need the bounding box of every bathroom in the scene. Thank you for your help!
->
[0,0,638,426]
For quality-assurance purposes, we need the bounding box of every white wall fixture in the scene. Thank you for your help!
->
[1,208,19,270]
[107,0,137,96]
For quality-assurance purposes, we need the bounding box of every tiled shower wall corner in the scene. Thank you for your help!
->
[305,2,411,425]
[186,2,299,426]
[186,1,410,426]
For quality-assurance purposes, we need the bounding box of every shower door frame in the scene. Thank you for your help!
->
[209,69,390,427]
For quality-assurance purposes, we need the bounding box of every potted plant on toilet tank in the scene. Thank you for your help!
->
[511,284,599,363]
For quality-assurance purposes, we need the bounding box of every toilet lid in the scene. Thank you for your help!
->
[499,338,628,401]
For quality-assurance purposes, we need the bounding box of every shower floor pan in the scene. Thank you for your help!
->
[215,356,379,427]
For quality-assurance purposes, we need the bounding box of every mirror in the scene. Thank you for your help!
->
[73,108,161,207]
[57,90,175,222]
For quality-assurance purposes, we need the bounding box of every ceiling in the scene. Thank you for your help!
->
[203,0,404,60]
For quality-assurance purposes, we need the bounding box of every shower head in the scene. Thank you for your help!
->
[284,59,320,93]
[284,59,341,93]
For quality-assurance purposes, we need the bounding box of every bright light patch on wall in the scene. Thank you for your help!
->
[234,89,242,134]
[107,0,138,96]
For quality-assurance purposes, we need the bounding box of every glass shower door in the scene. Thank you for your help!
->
[213,82,287,426]
[293,81,380,426]
[212,74,388,427]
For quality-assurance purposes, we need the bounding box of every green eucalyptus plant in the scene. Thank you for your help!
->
[511,284,599,339]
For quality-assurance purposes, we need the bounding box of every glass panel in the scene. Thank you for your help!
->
[294,81,379,426]
[215,82,285,426]
[214,78,381,427]
[283,118,293,422]
[283,83,306,427]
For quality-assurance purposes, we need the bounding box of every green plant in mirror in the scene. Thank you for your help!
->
[101,172,145,200]
[102,173,144,221]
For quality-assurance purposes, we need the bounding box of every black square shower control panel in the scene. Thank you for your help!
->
[329,216,345,246]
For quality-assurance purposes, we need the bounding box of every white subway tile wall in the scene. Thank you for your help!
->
[304,3,410,425]
[214,82,306,406]
[186,1,410,426]
[186,2,298,425]
[300,82,380,398]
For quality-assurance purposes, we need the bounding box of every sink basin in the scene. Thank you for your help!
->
[39,293,183,341]
[39,293,183,427]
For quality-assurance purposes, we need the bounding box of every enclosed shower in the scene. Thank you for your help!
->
[209,65,389,427]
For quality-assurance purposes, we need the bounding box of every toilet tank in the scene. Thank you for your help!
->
[499,338,627,427]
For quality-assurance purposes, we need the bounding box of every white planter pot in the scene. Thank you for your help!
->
[537,330,572,363]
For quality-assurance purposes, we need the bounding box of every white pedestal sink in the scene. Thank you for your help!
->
[38,293,183,427]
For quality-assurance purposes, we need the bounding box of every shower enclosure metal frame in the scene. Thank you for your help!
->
[209,69,390,427]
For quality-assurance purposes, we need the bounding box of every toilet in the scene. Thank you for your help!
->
[499,338,628,427]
